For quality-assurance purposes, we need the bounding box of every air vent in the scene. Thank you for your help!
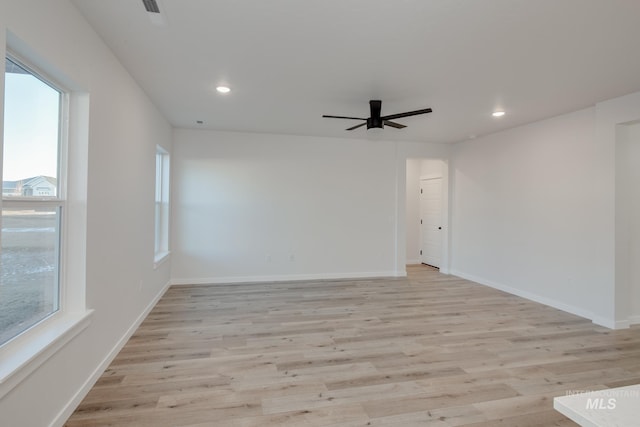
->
[142,0,160,13]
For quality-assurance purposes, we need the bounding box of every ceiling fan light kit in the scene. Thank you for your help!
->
[323,100,432,131]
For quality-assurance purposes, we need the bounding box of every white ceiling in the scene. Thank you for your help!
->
[71,0,640,144]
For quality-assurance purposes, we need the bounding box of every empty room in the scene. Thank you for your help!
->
[2,1,640,426]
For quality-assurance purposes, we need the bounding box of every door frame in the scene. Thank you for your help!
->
[397,158,450,275]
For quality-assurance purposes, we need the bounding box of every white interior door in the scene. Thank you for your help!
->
[420,177,442,268]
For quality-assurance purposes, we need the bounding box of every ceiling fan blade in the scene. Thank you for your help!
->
[346,122,367,131]
[381,108,432,121]
[384,120,406,129]
[322,115,366,120]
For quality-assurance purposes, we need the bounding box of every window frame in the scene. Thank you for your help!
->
[2,53,67,341]
[0,50,92,399]
[154,145,170,267]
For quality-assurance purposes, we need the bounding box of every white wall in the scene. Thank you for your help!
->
[0,1,173,426]
[172,130,449,283]
[421,159,444,177]
[616,122,640,323]
[626,124,640,322]
[451,90,640,328]
[172,130,397,282]
[450,108,611,324]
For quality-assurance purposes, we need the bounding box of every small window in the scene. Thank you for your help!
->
[1,56,64,346]
[154,146,170,263]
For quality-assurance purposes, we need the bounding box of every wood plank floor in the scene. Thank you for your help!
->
[66,265,640,426]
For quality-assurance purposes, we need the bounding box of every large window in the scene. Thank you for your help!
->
[1,56,64,346]
[154,146,169,264]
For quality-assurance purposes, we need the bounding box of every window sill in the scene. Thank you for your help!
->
[154,251,171,269]
[0,309,93,400]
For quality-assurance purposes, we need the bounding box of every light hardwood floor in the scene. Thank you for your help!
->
[66,265,640,426]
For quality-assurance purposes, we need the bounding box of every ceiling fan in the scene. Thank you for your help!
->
[323,100,432,131]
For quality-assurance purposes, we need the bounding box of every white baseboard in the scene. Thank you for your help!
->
[596,315,640,329]
[613,319,631,329]
[628,315,640,326]
[171,270,404,286]
[406,259,421,265]
[590,315,625,330]
[449,269,618,329]
[51,280,171,427]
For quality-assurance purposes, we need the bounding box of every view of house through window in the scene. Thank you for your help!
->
[1,56,64,345]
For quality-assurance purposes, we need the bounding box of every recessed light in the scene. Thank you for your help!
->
[196,120,204,124]
[492,111,505,117]
[216,86,231,94]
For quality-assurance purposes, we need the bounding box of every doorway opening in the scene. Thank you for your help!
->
[405,158,449,273]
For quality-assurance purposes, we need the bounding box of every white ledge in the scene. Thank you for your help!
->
[0,310,93,399]
[554,384,640,426]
